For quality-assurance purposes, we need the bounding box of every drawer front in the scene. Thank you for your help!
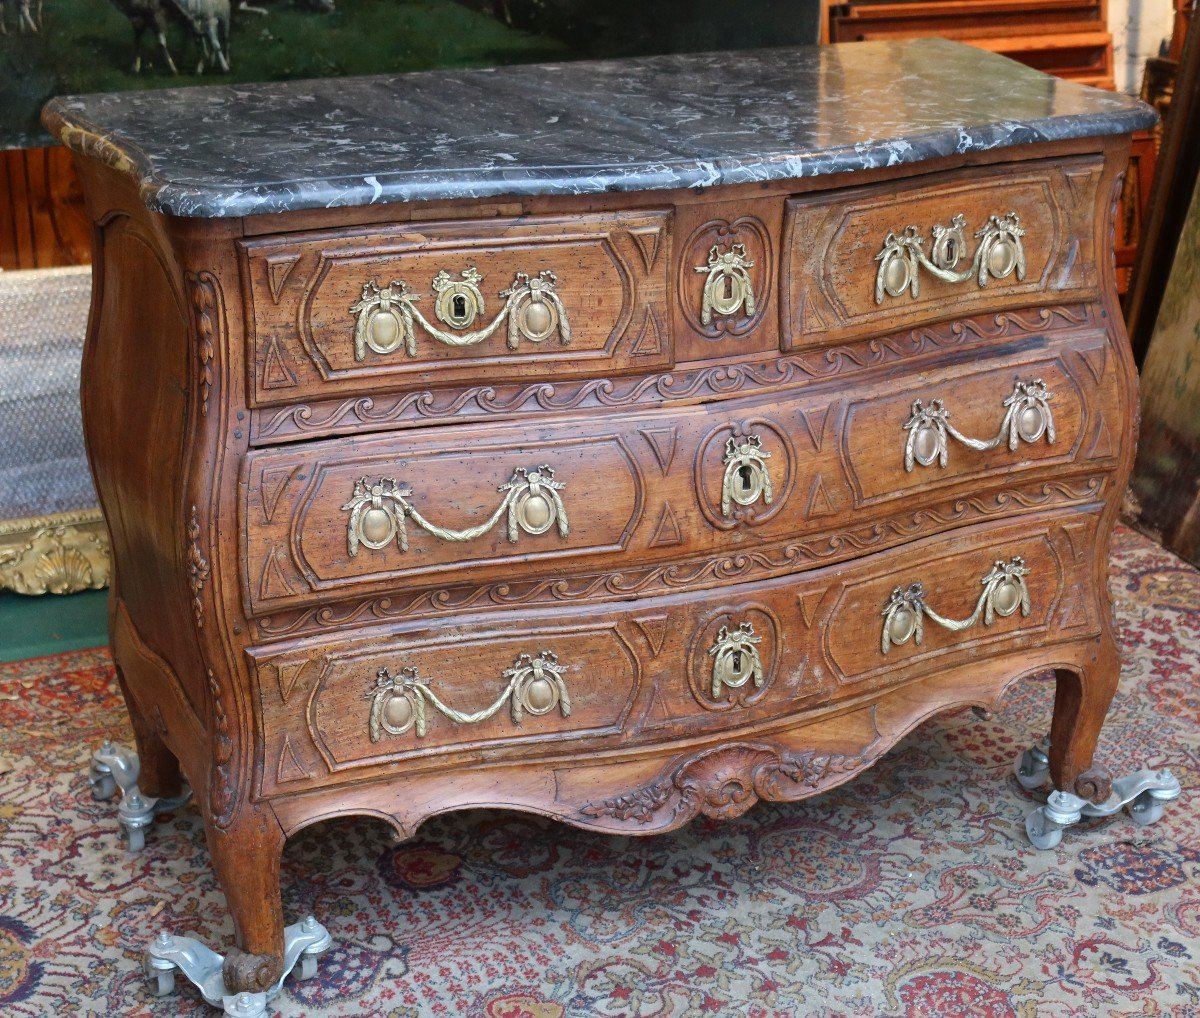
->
[240,210,673,406]
[250,508,1101,797]
[242,335,1121,618]
[781,156,1102,347]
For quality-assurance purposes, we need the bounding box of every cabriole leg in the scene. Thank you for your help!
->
[116,665,182,798]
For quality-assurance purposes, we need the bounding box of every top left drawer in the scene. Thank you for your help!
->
[239,210,673,407]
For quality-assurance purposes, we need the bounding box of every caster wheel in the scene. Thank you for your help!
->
[91,774,116,801]
[299,953,317,980]
[147,966,175,997]
[1025,807,1064,850]
[1013,748,1049,791]
[1128,791,1166,827]
[125,827,146,852]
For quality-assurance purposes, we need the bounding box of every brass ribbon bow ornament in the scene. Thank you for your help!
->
[342,465,569,558]
[350,268,571,360]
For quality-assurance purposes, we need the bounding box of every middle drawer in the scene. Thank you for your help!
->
[241,334,1119,618]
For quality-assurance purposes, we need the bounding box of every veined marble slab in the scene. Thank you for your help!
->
[43,38,1156,219]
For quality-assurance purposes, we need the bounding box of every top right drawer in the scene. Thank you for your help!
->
[781,156,1104,348]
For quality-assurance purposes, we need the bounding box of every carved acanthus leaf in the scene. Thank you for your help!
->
[580,741,875,827]
[186,506,210,627]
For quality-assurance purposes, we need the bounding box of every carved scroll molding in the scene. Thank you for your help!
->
[254,305,1094,442]
[0,510,110,595]
[186,505,210,627]
[256,475,1106,639]
[579,740,876,827]
[186,271,222,418]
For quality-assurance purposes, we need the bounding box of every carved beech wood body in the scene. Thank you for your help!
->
[71,134,1137,993]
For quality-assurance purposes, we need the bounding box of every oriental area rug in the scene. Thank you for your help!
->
[2,525,1198,1017]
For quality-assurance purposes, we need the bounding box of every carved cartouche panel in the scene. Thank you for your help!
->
[823,516,1093,685]
[675,202,777,355]
[242,429,645,615]
[782,156,1101,347]
[694,417,795,530]
[687,604,781,712]
[239,210,673,406]
[841,353,1100,508]
[250,623,641,796]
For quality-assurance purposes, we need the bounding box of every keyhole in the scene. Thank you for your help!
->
[452,293,467,319]
[739,464,753,492]
[732,650,742,671]
[723,275,734,301]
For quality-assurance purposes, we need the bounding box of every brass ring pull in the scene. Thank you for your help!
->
[367,650,572,741]
[349,267,572,360]
[880,556,1031,655]
[874,212,1026,304]
[903,378,1054,472]
[695,243,757,324]
[341,465,568,557]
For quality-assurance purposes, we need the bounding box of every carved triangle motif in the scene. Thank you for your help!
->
[805,474,836,519]
[631,306,663,356]
[265,254,300,304]
[259,548,294,600]
[276,735,310,783]
[634,614,669,655]
[640,426,678,475]
[800,292,828,334]
[797,592,822,628]
[629,227,662,272]
[262,335,298,389]
[1060,521,1090,562]
[799,406,830,452]
[1078,345,1109,383]
[1065,169,1096,208]
[274,660,307,704]
[1084,415,1114,461]
[648,503,683,547]
[259,466,297,523]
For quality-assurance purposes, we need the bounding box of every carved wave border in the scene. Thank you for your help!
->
[256,474,1105,639]
[253,304,1094,441]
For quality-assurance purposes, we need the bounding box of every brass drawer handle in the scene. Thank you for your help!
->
[368,650,572,741]
[903,378,1054,471]
[349,267,571,360]
[874,212,1026,304]
[695,243,757,324]
[881,556,1031,655]
[341,465,568,557]
[721,433,773,517]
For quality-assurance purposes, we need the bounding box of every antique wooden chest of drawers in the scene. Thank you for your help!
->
[45,37,1172,1015]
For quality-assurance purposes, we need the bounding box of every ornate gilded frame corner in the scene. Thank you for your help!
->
[0,508,111,595]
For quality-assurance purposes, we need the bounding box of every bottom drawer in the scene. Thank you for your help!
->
[250,506,1104,797]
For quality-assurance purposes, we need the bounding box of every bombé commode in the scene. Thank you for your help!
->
[46,38,1178,1017]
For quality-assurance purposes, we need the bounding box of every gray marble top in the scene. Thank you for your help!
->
[43,38,1155,219]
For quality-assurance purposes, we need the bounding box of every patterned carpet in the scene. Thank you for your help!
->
[1,525,1198,1018]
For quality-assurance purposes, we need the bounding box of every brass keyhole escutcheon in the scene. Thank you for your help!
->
[708,621,765,702]
[431,266,487,330]
[721,433,773,519]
